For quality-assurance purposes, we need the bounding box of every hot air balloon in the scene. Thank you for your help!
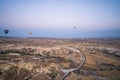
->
[4,29,9,34]
[29,32,32,38]
[74,26,76,29]
[29,32,32,35]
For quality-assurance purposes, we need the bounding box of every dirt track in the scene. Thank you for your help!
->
[60,47,86,80]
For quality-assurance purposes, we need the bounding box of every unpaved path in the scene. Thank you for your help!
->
[60,47,86,80]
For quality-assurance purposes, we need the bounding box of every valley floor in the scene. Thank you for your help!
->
[0,38,120,80]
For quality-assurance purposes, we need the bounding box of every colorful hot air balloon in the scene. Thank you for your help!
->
[4,29,9,34]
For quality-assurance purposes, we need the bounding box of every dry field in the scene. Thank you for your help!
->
[0,37,120,80]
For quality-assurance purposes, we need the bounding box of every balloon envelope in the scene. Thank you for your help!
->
[74,26,76,29]
[29,32,32,34]
[4,29,9,34]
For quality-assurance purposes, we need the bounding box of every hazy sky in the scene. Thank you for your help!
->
[0,0,120,38]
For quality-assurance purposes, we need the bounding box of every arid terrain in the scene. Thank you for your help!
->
[0,37,120,80]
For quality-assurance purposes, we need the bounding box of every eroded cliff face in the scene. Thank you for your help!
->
[0,38,120,80]
[0,63,32,80]
[0,60,57,80]
[0,47,81,80]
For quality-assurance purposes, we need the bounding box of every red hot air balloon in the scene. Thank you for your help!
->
[29,32,32,35]
[29,32,32,38]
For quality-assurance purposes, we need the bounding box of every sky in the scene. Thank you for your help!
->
[0,0,120,38]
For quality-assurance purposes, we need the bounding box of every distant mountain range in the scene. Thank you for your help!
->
[73,29,120,38]
[0,29,120,38]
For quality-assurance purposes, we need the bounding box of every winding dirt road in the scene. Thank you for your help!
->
[60,47,86,80]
